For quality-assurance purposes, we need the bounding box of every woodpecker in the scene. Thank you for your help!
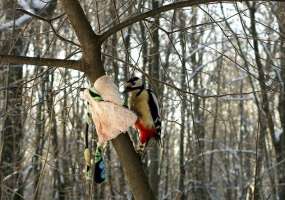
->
[124,77,161,147]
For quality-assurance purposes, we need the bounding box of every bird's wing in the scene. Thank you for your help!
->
[147,89,161,136]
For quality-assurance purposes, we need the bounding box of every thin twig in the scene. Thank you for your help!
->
[17,9,80,47]
[99,0,285,42]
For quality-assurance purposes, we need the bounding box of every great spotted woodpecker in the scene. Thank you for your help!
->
[124,77,161,147]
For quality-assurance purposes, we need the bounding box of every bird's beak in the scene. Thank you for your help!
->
[122,87,129,94]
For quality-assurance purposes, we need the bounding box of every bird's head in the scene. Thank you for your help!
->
[123,77,144,93]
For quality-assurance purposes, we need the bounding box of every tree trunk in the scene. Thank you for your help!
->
[189,7,209,200]
[33,68,47,200]
[178,9,186,200]
[47,74,65,200]
[248,3,276,199]
[209,52,222,182]
[276,3,285,199]
[60,0,155,199]
[148,1,160,198]
[0,1,25,199]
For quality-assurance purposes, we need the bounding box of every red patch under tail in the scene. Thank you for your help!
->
[135,120,157,144]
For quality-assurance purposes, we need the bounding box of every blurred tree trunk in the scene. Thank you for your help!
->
[148,1,160,198]
[71,86,84,200]
[189,6,209,200]
[0,1,25,199]
[108,31,117,200]
[120,5,133,199]
[33,69,47,200]
[263,7,278,199]
[248,3,276,199]
[32,20,52,200]
[178,10,186,200]
[61,69,70,199]
[0,42,24,200]
[47,74,64,200]
[275,2,285,199]
[122,0,132,81]
[238,73,248,200]
[209,53,222,182]
[161,117,170,200]
[108,4,126,199]
[139,18,148,84]
[160,12,176,200]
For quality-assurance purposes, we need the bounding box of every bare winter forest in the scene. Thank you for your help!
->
[1,0,285,200]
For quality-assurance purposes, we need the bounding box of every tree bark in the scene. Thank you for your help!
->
[275,3,285,199]
[59,1,156,199]
[248,3,275,199]
[148,1,160,198]
[189,7,209,200]
[0,1,25,199]
[3,1,283,199]
[178,9,186,200]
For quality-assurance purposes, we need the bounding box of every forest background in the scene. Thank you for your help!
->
[1,0,285,200]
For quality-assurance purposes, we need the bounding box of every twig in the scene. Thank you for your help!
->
[99,0,284,42]
[17,9,80,47]
[102,52,273,98]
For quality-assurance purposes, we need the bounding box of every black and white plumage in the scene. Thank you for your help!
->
[146,89,161,139]
[124,77,161,145]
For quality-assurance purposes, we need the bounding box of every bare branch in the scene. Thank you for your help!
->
[0,55,83,71]
[17,8,65,22]
[99,0,284,42]
[60,0,104,79]
[17,9,80,47]
[0,0,54,31]
[59,2,155,199]
[17,8,50,22]
[99,0,216,41]
[60,0,98,50]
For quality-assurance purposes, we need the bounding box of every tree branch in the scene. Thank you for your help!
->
[99,0,217,42]
[60,0,98,50]
[59,1,156,199]
[60,0,104,79]
[0,55,83,71]
[17,9,80,47]
[99,0,284,42]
